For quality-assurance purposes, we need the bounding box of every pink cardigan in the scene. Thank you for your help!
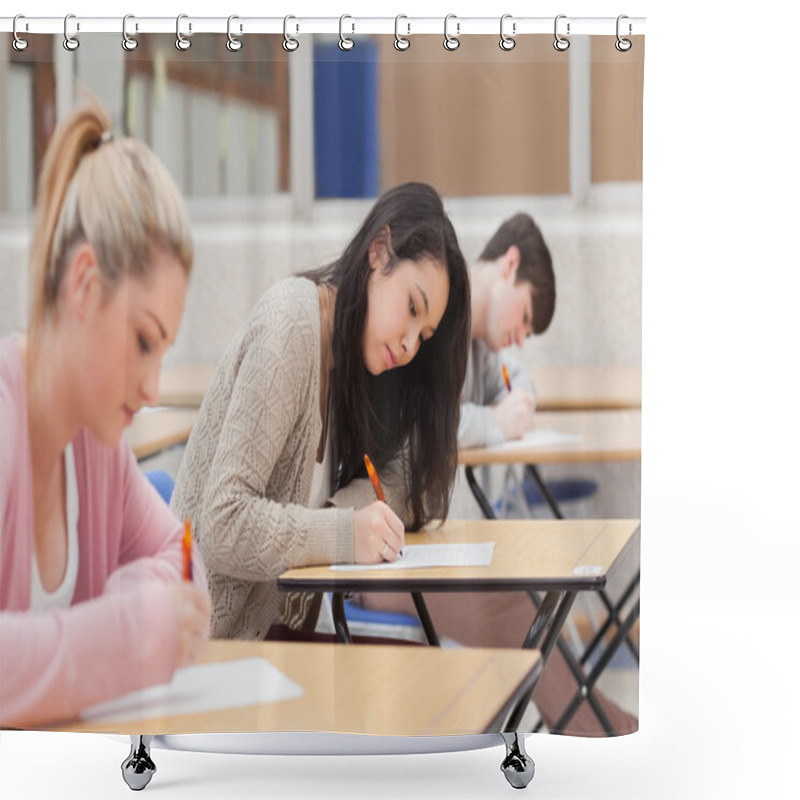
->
[0,338,208,728]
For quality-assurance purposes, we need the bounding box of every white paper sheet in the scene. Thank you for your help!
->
[486,428,582,453]
[329,542,495,571]
[80,657,304,723]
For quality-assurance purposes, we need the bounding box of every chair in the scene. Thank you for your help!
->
[494,469,597,518]
[145,470,175,505]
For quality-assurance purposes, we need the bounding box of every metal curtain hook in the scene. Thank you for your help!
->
[394,14,410,51]
[283,15,299,51]
[553,14,570,51]
[176,14,191,51]
[12,15,29,51]
[615,15,632,52]
[499,14,516,51]
[63,13,79,51]
[122,14,138,51]
[339,14,354,50]
[443,14,460,51]
[227,15,243,51]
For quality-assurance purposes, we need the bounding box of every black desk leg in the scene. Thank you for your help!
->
[526,464,640,667]
[525,464,564,519]
[331,592,353,644]
[464,465,497,519]
[411,592,441,646]
[550,598,640,735]
[580,571,641,667]
[525,591,615,735]
[507,590,579,732]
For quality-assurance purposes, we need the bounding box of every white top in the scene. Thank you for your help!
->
[30,443,79,611]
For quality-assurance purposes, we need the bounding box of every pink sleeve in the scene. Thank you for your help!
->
[104,445,207,595]
[0,443,207,729]
[0,581,178,728]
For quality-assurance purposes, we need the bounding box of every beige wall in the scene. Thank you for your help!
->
[591,36,645,183]
[377,36,570,196]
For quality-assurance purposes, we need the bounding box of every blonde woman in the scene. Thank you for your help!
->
[0,98,210,728]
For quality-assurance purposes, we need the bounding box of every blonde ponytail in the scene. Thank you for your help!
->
[28,94,193,332]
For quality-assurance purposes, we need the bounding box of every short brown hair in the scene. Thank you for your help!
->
[479,213,555,334]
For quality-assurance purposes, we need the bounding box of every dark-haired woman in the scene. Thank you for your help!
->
[171,182,470,640]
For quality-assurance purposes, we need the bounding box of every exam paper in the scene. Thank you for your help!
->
[487,428,582,453]
[80,657,304,723]
[330,542,495,571]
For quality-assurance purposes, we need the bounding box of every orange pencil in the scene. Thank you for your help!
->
[502,363,512,392]
[182,518,193,581]
[363,454,385,503]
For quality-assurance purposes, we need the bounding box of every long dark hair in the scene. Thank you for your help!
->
[304,182,470,529]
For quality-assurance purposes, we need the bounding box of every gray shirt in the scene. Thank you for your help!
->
[458,338,536,449]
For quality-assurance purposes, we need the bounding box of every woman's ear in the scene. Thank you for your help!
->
[502,245,522,281]
[64,242,101,320]
[368,225,392,272]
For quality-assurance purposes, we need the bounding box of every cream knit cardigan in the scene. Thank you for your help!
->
[171,277,410,640]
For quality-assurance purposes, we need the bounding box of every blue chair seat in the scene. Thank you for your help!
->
[145,470,175,505]
[494,476,598,517]
[342,598,421,629]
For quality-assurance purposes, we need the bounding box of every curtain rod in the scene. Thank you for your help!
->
[2,15,646,38]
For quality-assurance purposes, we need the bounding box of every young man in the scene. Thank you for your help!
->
[459,213,556,449]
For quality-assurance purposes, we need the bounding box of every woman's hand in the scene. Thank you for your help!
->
[492,389,535,441]
[354,501,405,563]
[168,581,212,667]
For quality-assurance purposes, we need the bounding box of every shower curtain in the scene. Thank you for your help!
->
[0,15,643,785]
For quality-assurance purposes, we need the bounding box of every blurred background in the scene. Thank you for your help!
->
[0,32,643,522]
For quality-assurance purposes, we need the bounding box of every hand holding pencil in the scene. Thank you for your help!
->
[352,454,404,563]
[169,518,211,667]
[493,362,535,440]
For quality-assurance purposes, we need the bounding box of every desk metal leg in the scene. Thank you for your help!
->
[464,465,497,519]
[525,591,615,735]
[411,592,441,646]
[580,571,640,667]
[551,598,640,735]
[526,464,640,666]
[525,464,564,519]
[121,735,156,791]
[331,592,353,644]
[505,590,577,732]
[500,732,535,789]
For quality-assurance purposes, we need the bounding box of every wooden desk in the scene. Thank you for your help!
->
[281,519,639,595]
[125,408,199,460]
[158,363,216,407]
[54,639,542,737]
[459,408,641,468]
[156,365,643,413]
[532,365,641,411]
[280,518,639,736]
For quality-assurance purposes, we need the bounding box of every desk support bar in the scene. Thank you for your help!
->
[551,597,641,735]
[525,465,564,519]
[581,570,640,667]
[464,466,497,519]
[522,590,563,651]
[507,589,579,732]
[331,592,353,644]
[411,592,441,646]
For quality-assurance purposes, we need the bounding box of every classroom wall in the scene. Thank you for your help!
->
[0,189,641,368]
